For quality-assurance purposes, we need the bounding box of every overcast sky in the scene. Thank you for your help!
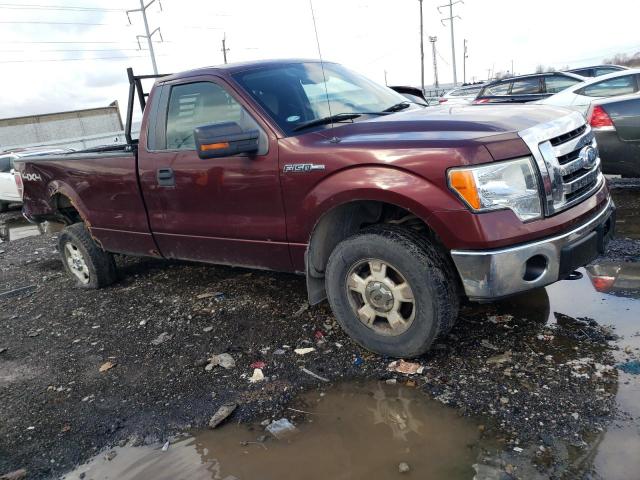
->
[1,0,638,120]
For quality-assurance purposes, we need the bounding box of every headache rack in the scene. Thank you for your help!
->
[124,67,171,145]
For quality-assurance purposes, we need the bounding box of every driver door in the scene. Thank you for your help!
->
[138,77,291,271]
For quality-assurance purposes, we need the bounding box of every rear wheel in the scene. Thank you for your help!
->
[0,201,8,213]
[58,223,117,289]
[325,225,459,358]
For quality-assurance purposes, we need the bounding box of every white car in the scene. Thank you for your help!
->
[536,68,640,115]
[0,148,73,212]
[438,84,484,105]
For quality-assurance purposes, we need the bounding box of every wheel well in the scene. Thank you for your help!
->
[51,194,82,225]
[306,201,453,304]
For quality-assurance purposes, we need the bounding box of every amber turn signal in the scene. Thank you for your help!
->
[448,169,480,209]
[200,142,230,151]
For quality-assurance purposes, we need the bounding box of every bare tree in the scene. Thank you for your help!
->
[602,51,640,67]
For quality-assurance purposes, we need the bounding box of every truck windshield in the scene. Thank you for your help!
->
[232,62,408,135]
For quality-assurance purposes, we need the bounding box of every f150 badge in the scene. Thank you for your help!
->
[283,163,326,173]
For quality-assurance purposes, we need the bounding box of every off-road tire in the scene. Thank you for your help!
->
[0,201,8,213]
[58,223,117,289]
[325,225,460,358]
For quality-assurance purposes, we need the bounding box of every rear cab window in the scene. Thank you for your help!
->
[510,77,542,94]
[578,74,638,98]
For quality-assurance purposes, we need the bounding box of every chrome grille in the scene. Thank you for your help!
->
[519,111,603,216]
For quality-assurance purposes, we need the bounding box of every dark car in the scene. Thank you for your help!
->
[565,64,627,78]
[474,72,585,104]
[587,93,640,177]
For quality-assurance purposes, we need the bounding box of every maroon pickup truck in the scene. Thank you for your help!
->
[15,60,614,357]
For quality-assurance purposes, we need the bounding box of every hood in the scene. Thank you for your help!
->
[328,104,577,144]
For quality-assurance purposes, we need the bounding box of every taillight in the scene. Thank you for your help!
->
[589,105,615,130]
[439,98,448,104]
[14,172,24,199]
[590,275,616,293]
[473,98,490,104]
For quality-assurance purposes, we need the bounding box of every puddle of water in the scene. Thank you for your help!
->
[64,382,484,480]
[0,216,62,242]
[544,266,640,480]
[611,188,640,239]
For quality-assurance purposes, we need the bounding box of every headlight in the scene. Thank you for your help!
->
[448,157,542,221]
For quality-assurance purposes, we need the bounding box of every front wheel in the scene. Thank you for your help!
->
[58,223,117,289]
[325,226,459,358]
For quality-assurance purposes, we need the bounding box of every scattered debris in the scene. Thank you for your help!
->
[513,447,523,453]
[105,450,117,461]
[488,314,513,324]
[353,356,364,367]
[0,285,36,300]
[480,339,500,351]
[208,403,237,429]
[206,353,236,370]
[0,347,6,354]
[387,360,423,374]
[0,469,27,480]
[265,418,298,439]
[99,361,115,373]
[398,462,410,473]
[202,326,214,333]
[196,292,224,300]
[486,351,512,365]
[300,367,329,382]
[249,368,265,383]
[162,441,170,451]
[618,360,640,375]
[150,332,172,345]
[293,304,309,317]
[294,347,315,355]
[250,361,266,369]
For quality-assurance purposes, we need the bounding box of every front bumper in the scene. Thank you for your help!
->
[451,197,616,300]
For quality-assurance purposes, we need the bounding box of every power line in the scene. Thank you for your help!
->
[0,3,125,12]
[0,54,167,64]
[0,21,128,26]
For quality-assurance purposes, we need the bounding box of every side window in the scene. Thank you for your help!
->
[0,156,14,173]
[482,82,510,96]
[165,82,261,150]
[579,75,636,98]
[545,75,582,94]
[510,77,542,94]
[595,67,620,76]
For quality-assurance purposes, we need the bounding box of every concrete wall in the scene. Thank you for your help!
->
[0,102,127,151]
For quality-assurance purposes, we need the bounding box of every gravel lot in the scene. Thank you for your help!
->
[0,187,637,479]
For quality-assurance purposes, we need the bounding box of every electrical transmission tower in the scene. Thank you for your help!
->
[127,0,163,74]
[438,0,462,86]
[429,36,439,88]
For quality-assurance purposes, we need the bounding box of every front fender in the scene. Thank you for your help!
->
[288,165,464,244]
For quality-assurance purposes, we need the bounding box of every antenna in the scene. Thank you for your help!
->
[308,0,334,133]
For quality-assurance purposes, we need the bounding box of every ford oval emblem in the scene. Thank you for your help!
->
[579,146,597,170]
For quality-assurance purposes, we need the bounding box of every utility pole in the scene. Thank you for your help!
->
[511,59,514,76]
[486,68,491,81]
[463,39,468,84]
[419,0,424,94]
[438,0,462,86]
[221,33,230,64]
[384,69,388,86]
[126,0,163,74]
[429,36,439,88]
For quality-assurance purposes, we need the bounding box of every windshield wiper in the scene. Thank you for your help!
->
[383,101,412,113]
[292,112,388,132]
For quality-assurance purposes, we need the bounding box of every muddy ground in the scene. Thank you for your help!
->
[0,186,638,479]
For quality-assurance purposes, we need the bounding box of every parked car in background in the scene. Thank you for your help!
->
[0,148,73,211]
[388,86,428,106]
[537,68,640,114]
[587,93,640,177]
[565,64,627,78]
[438,84,484,105]
[473,72,585,104]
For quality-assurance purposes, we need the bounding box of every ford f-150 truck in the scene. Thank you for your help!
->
[15,60,615,357]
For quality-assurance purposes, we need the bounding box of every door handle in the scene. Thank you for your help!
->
[157,168,175,187]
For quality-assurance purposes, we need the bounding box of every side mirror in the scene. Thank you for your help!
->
[194,122,259,159]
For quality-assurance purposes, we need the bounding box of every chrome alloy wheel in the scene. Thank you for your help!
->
[346,259,416,336]
[64,242,90,284]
